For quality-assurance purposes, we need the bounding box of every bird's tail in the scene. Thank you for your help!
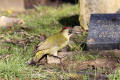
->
[32,49,49,63]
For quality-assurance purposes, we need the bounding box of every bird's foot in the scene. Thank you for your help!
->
[52,55,62,59]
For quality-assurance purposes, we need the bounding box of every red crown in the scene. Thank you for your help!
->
[61,27,72,32]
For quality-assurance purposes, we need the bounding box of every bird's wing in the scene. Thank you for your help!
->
[37,40,51,50]
[37,33,68,51]
[37,34,58,51]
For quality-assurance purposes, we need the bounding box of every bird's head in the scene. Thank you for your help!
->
[60,27,73,37]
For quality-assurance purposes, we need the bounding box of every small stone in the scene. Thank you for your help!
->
[47,55,60,64]
[47,52,74,64]
[0,16,24,28]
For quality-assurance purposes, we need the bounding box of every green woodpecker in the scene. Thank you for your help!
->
[28,27,73,64]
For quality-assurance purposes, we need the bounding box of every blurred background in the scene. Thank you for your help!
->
[0,0,78,11]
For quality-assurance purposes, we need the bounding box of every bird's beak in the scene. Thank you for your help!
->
[74,31,81,34]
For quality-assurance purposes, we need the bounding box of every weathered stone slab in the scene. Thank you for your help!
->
[0,0,62,11]
[0,0,25,11]
[87,14,120,50]
[79,0,120,30]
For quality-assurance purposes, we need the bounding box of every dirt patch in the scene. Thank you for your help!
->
[35,51,119,79]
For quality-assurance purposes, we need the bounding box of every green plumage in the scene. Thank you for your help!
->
[31,29,71,63]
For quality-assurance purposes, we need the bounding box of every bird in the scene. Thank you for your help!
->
[28,27,73,64]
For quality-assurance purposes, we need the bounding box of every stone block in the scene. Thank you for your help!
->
[87,14,120,50]
[79,0,120,30]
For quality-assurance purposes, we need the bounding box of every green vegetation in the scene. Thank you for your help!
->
[0,4,80,80]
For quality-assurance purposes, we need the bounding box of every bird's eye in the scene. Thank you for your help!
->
[69,29,72,34]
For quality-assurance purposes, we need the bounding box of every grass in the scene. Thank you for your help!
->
[0,3,120,80]
[108,69,120,80]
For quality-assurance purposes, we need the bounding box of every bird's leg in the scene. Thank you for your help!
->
[52,55,61,59]
[52,51,63,64]
[51,51,61,59]
[47,51,62,64]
